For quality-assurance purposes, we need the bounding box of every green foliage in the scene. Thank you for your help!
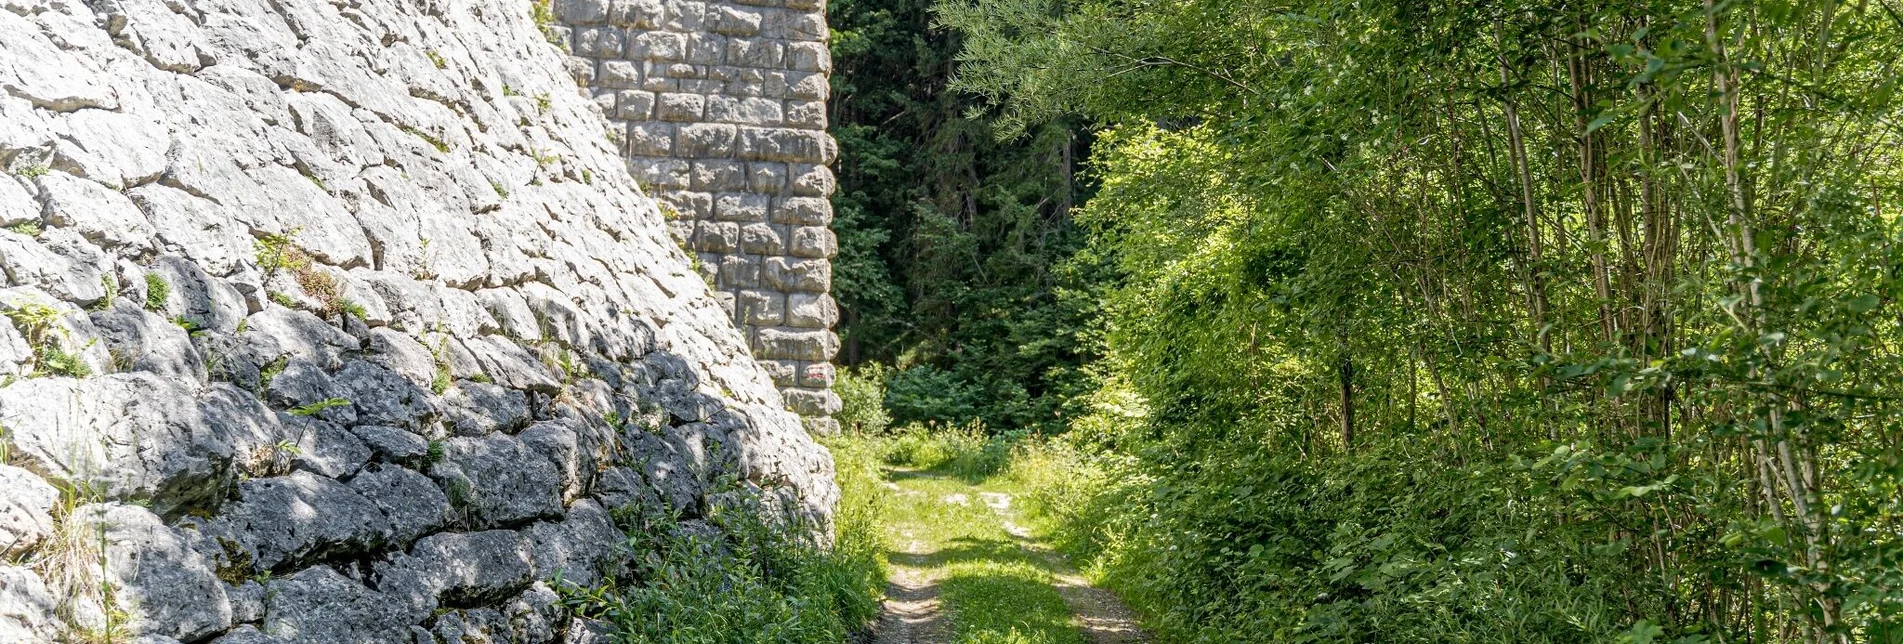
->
[400,126,450,153]
[13,164,48,179]
[559,471,884,643]
[834,364,892,434]
[829,0,1107,434]
[288,398,351,417]
[528,0,564,49]
[426,49,447,69]
[142,273,169,312]
[860,422,1017,482]
[933,0,1903,639]
[93,276,116,310]
[256,355,288,393]
[4,302,91,378]
[6,221,40,236]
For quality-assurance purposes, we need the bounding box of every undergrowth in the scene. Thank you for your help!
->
[558,445,885,643]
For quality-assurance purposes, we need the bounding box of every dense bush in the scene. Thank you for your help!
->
[827,0,1108,434]
[835,364,894,435]
[558,457,886,642]
[929,0,1903,640]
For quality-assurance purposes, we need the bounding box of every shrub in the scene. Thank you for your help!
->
[834,364,892,434]
[559,470,885,643]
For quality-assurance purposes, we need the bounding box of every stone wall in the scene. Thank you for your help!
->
[0,0,835,641]
[551,0,843,434]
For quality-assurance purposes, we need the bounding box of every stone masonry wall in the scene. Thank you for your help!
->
[0,0,836,641]
[551,0,844,434]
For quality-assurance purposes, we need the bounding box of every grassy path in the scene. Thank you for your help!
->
[867,467,1147,644]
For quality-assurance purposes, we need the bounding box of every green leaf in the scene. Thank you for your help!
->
[1586,111,1619,133]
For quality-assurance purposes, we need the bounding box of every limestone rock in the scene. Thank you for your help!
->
[263,566,413,644]
[78,503,233,641]
[429,435,563,528]
[0,566,57,643]
[216,471,390,570]
[0,465,57,558]
[0,0,845,636]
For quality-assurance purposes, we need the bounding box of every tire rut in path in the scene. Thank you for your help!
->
[870,536,949,644]
[867,493,1148,644]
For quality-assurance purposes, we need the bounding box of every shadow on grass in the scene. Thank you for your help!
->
[891,537,1084,644]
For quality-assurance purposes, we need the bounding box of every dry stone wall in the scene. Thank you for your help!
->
[551,0,843,434]
[0,0,836,641]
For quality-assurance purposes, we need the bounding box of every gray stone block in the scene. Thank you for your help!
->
[789,225,836,258]
[786,292,837,329]
[676,123,738,157]
[752,327,838,362]
[715,192,770,221]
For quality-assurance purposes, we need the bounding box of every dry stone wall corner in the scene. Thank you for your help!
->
[555,0,844,434]
[0,0,838,640]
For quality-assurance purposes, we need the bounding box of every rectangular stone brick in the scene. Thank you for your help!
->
[753,328,838,362]
[758,359,799,387]
[787,293,837,328]
[690,161,746,192]
[736,127,827,163]
[782,387,842,415]
[738,290,784,325]
[664,1,706,31]
[599,60,642,88]
[639,74,678,92]
[625,122,674,156]
[620,121,673,156]
[556,0,606,25]
[592,91,617,115]
[675,123,736,157]
[607,0,664,27]
[783,0,823,10]
[629,31,687,62]
[677,78,726,94]
[575,27,622,57]
[667,220,694,245]
[568,57,596,86]
[711,6,766,36]
[615,90,655,119]
[771,196,831,225]
[633,156,689,189]
[783,99,824,129]
[739,223,784,255]
[785,71,827,100]
[707,96,782,126]
[785,42,829,73]
[796,361,835,388]
[692,221,739,253]
[762,257,829,292]
[770,11,827,41]
[747,162,787,192]
[719,254,760,288]
[714,192,770,222]
[656,92,705,121]
[726,38,784,68]
[664,63,707,79]
[788,225,834,258]
[686,33,726,65]
[656,190,713,219]
[788,164,833,196]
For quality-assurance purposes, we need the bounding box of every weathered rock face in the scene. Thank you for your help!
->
[554,0,844,433]
[0,0,836,640]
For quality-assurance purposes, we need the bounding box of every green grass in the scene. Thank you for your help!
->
[556,441,887,643]
[851,428,1088,644]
